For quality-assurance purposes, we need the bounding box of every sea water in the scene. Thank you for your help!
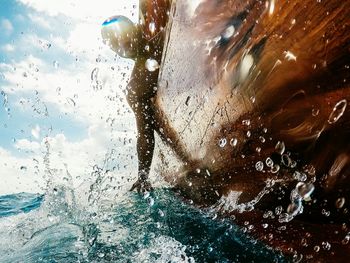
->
[0,188,286,262]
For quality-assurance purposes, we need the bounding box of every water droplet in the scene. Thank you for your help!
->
[290,160,297,168]
[246,131,251,138]
[321,241,331,250]
[148,22,156,34]
[262,223,269,229]
[66,97,76,107]
[284,50,297,61]
[265,157,274,168]
[158,209,165,217]
[296,182,314,200]
[314,245,320,252]
[48,214,55,222]
[222,25,235,39]
[240,54,254,81]
[206,169,211,176]
[278,212,292,223]
[53,60,59,69]
[275,206,283,215]
[255,161,264,171]
[271,164,280,173]
[335,197,346,209]
[287,202,301,215]
[56,87,61,94]
[259,136,266,143]
[242,119,251,126]
[328,99,347,124]
[219,138,227,148]
[91,67,101,90]
[275,141,285,155]
[342,234,350,245]
[293,171,307,182]
[20,165,27,171]
[321,209,330,217]
[281,154,292,167]
[145,58,159,72]
[230,138,238,147]
[312,108,319,116]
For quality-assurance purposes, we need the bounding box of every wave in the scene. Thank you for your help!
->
[0,188,286,262]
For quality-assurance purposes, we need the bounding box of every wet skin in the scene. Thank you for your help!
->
[127,0,172,193]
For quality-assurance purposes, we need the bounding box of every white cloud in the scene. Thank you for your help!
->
[18,0,138,22]
[15,139,41,151]
[1,19,14,36]
[1,44,15,52]
[28,13,53,30]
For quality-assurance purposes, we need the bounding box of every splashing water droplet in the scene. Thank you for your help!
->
[265,157,274,168]
[296,182,315,200]
[147,197,154,206]
[230,138,238,147]
[158,209,165,217]
[91,67,101,90]
[278,212,292,223]
[242,119,251,126]
[222,25,235,39]
[275,141,285,155]
[335,197,346,209]
[281,154,291,167]
[342,234,350,245]
[287,202,302,216]
[275,206,283,215]
[312,108,319,116]
[271,164,280,174]
[219,138,227,148]
[145,58,159,72]
[293,171,307,182]
[255,161,264,171]
[53,60,59,69]
[66,97,76,107]
[148,22,156,34]
[328,99,347,124]
[322,241,331,251]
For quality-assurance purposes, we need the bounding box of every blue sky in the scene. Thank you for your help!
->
[0,1,89,154]
[0,0,138,194]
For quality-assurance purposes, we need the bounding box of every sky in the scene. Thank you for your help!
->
[0,0,139,195]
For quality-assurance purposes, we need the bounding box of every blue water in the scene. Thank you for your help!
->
[0,189,287,262]
[0,193,44,218]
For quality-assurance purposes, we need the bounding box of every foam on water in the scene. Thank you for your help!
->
[0,186,286,262]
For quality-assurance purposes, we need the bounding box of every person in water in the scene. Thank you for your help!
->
[101,1,171,193]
